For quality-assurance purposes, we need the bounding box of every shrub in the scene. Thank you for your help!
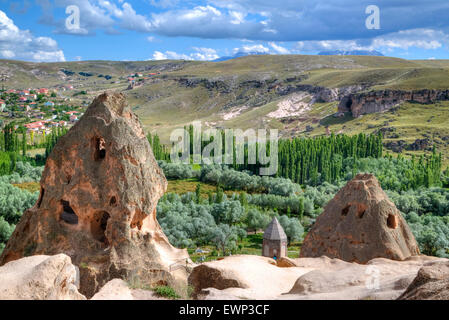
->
[154,286,180,299]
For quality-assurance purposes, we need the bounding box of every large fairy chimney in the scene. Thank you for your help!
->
[300,173,420,263]
[0,92,189,297]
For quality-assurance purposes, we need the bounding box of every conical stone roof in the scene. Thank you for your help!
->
[264,217,287,241]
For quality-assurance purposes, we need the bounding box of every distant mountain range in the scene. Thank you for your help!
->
[213,51,268,62]
[213,50,383,62]
[318,50,384,56]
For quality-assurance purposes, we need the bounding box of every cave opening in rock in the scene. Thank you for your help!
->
[109,196,117,206]
[91,211,110,244]
[60,200,78,225]
[37,188,45,208]
[94,137,106,161]
[358,210,366,219]
[342,205,350,216]
[387,214,398,229]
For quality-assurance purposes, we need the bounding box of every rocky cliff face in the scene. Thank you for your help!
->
[339,89,449,117]
[0,92,189,297]
[300,174,420,263]
[176,76,364,109]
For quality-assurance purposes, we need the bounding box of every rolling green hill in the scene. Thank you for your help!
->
[2,55,449,164]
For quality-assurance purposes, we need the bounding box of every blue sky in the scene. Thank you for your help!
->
[1,0,449,62]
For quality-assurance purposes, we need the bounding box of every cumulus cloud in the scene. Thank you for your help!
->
[145,1,449,41]
[35,0,449,46]
[151,47,219,61]
[0,10,65,62]
[269,42,290,54]
[234,44,269,54]
[37,0,152,35]
[295,29,449,53]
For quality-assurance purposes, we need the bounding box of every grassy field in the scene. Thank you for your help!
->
[13,182,40,193]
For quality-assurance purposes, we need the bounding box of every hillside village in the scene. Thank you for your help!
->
[0,87,82,133]
[0,70,164,136]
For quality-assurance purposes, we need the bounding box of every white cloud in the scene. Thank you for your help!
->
[0,10,65,62]
[1,50,15,59]
[371,29,448,50]
[269,42,290,54]
[295,29,449,53]
[235,44,270,54]
[191,47,219,61]
[151,47,219,61]
[230,11,246,25]
[152,50,191,60]
[147,36,156,42]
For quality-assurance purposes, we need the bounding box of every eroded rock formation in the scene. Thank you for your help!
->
[338,89,449,117]
[399,261,449,300]
[0,254,85,300]
[300,174,420,263]
[0,92,189,297]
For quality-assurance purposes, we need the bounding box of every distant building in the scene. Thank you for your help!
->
[262,217,288,259]
[0,99,5,111]
[38,88,49,95]
[44,101,55,107]
[25,121,46,131]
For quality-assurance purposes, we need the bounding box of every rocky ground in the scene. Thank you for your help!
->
[1,253,447,300]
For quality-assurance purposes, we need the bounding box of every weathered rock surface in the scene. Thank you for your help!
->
[300,174,420,263]
[189,255,313,300]
[91,278,166,300]
[0,254,85,300]
[0,92,189,297]
[338,89,449,117]
[398,261,449,300]
[276,257,299,268]
[190,254,446,300]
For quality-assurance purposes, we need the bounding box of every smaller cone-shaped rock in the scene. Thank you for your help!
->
[0,92,189,297]
[300,173,420,263]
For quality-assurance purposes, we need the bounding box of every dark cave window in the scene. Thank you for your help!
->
[94,137,106,161]
[60,200,78,225]
[387,214,398,229]
[91,211,110,244]
[109,196,117,206]
[358,210,366,219]
[37,188,45,208]
[341,205,350,216]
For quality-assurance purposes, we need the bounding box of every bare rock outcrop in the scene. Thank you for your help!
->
[0,254,85,300]
[398,261,449,300]
[188,254,446,300]
[0,92,189,297]
[91,278,166,300]
[338,89,449,117]
[189,255,312,299]
[300,174,420,263]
